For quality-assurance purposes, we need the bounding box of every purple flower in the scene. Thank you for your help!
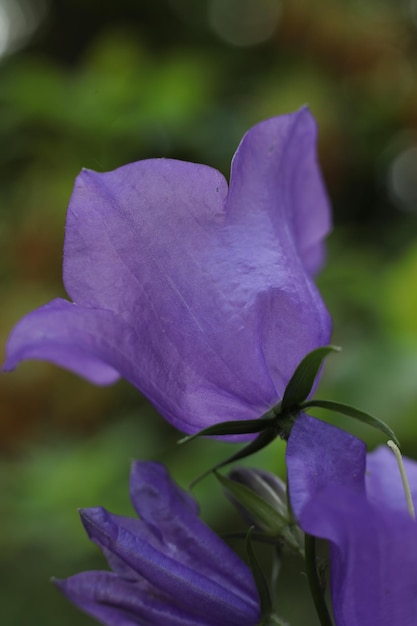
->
[287,415,417,625]
[55,461,260,626]
[3,108,331,434]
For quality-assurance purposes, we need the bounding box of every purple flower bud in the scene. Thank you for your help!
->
[3,108,331,435]
[55,461,260,626]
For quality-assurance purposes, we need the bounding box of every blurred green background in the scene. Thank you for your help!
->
[1,0,417,624]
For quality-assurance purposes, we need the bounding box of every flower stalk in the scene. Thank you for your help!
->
[304,533,333,626]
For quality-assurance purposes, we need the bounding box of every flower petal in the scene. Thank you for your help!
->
[2,298,120,384]
[127,462,257,602]
[129,461,199,519]
[300,487,417,626]
[228,106,331,276]
[79,507,260,626]
[286,414,366,520]
[62,158,280,427]
[366,446,417,515]
[56,571,218,626]
[4,110,331,434]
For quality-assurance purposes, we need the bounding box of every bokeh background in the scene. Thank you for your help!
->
[1,0,417,624]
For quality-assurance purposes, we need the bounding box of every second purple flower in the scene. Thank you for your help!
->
[55,461,260,626]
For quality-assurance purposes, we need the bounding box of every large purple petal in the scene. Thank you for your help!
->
[62,157,284,426]
[300,487,417,626]
[3,109,331,433]
[286,414,366,520]
[3,298,265,433]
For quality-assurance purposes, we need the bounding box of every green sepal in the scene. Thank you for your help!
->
[215,472,287,536]
[217,471,303,553]
[179,345,341,448]
[189,427,279,488]
[301,399,399,446]
[246,528,272,619]
[178,416,277,445]
[282,345,341,410]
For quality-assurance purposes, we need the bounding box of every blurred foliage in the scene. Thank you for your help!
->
[1,0,417,624]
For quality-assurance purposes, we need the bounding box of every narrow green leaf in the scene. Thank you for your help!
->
[282,346,341,410]
[301,399,399,446]
[178,416,277,445]
[246,528,272,617]
[189,427,278,488]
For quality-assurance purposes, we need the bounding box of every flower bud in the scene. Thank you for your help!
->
[218,467,303,553]
[229,467,288,519]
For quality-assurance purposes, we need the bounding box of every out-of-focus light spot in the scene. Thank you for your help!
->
[388,144,417,213]
[0,4,9,57]
[208,0,281,47]
[410,0,417,28]
[0,0,48,60]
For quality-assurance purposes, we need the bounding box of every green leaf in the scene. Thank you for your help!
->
[282,345,341,410]
[301,399,399,446]
[189,427,278,488]
[246,528,272,618]
[178,416,277,445]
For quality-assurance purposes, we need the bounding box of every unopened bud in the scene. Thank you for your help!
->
[219,467,303,553]
[229,467,288,519]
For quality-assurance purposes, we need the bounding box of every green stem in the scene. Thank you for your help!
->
[304,533,333,626]
[264,614,290,626]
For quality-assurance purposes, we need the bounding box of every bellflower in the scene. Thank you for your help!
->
[287,415,417,625]
[55,461,260,626]
[3,108,331,434]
